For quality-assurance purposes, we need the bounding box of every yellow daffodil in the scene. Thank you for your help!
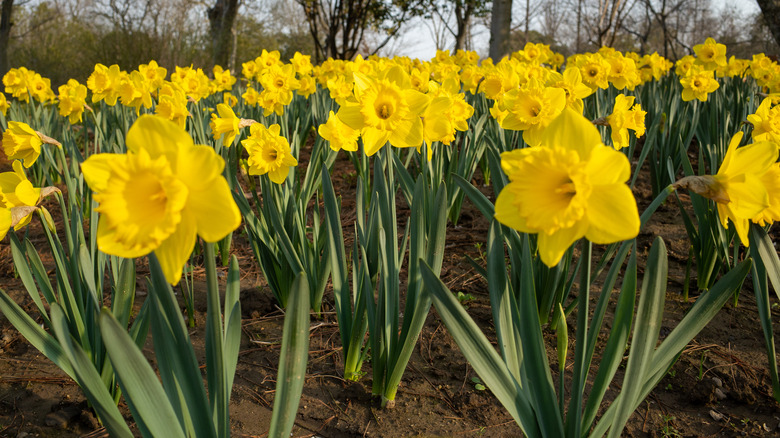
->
[675,132,778,245]
[58,79,88,124]
[0,91,10,116]
[297,74,317,98]
[0,207,10,241]
[242,123,298,184]
[139,60,167,90]
[747,98,780,143]
[318,111,360,152]
[242,86,261,105]
[606,94,646,150]
[680,66,719,102]
[88,64,123,105]
[0,160,40,230]
[545,67,593,114]
[119,71,154,114]
[259,64,300,116]
[575,54,610,90]
[495,108,640,266]
[155,82,189,129]
[3,67,31,102]
[210,103,241,146]
[498,79,566,146]
[28,73,55,103]
[693,38,727,71]
[754,163,780,226]
[2,121,61,168]
[81,115,241,285]
[291,52,314,77]
[336,66,431,155]
[211,65,237,92]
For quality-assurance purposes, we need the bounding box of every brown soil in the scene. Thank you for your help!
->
[2,146,780,438]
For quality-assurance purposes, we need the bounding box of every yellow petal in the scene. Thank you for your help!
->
[362,127,390,156]
[154,212,197,285]
[494,185,531,233]
[15,180,40,206]
[186,177,240,242]
[96,216,154,259]
[539,107,601,160]
[337,104,366,130]
[0,208,11,241]
[126,115,193,167]
[176,145,225,192]
[538,220,587,267]
[726,176,769,219]
[82,154,124,194]
[584,184,640,244]
[388,118,423,149]
[585,145,631,185]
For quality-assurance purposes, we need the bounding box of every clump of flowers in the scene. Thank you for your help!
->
[606,94,646,150]
[57,79,88,124]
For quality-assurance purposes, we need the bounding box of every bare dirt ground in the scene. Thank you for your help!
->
[2,145,780,438]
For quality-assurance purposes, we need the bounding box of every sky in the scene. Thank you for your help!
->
[391,0,762,61]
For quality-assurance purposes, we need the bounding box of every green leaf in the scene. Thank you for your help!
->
[608,237,668,438]
[269,273,311,438]
[99,308,186,438]
[421,260,541,436]
[50,304,132,437]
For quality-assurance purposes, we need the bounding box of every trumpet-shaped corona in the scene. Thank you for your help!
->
[495,108,640,266]
[82,115,241,285]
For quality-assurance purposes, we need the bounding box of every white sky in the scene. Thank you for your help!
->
[391,0,762,60]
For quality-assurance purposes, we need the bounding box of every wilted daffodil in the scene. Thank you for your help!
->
[675,132,779,245]
[2,121,62,168]
[495,108,640,266]
[81,115,241,285]
[242,123,298,184]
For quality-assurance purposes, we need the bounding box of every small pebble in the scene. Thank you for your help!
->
[714,388,727,400]
[711,377,722,388]
[709,410,724,421]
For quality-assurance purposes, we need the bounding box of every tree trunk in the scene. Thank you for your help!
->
[489,0,512,60]
[453,1,472,52]
[0,0,13,78]
[756,0,780,51]
[208,0,239,70]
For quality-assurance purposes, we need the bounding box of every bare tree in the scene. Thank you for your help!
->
[297,0,422,62]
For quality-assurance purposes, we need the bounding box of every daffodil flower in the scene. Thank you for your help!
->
[674,132,778,245]
[2,121,62,168]
[242,123,298,184]
[495,108,640,266]
[336,66,431,155]
[607,94,646,150]
[318,111,360,152]
[82,115,241,285]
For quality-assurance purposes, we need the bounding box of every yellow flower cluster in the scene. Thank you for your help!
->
[3,67,55,103]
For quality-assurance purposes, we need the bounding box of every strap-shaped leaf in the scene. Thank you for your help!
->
[269,273,311,438]
[421,260,540,436]
[99,308,186,438]
[50,304,132,437]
